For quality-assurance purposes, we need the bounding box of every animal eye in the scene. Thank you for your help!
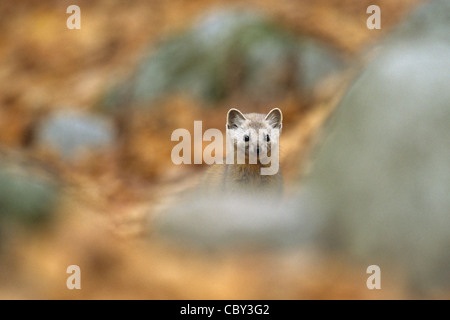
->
[265,134,270,142]
[244,135,249,142]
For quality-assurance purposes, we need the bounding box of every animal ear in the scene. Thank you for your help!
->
[265,108,283,130]
[227,108,247,129]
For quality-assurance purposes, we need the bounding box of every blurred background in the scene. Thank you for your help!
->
[0,0,449,299]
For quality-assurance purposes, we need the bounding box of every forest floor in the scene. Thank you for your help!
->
[0,0,428,299]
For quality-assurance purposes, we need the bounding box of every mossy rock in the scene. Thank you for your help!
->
[0,164,60,227]
[103,8,344,111]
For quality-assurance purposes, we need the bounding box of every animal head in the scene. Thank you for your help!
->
[226,108,282,164]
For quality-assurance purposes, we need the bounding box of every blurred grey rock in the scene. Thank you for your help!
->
[104,7,345,110]
[35,110,116,160]
[303,0,450,292]
[155,194,322,249]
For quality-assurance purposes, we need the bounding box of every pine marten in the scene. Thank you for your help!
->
[199,108,283,197]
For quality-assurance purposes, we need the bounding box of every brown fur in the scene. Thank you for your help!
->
[198,108,283,198]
